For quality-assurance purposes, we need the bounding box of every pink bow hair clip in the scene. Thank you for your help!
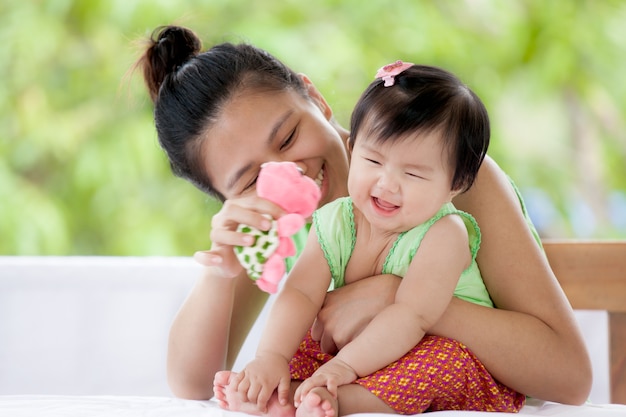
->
[375,60,414,87]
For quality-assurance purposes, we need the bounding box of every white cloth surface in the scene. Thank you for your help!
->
[0,396,625,417]
[0,256,200,396]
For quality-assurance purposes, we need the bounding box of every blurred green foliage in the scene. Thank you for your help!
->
[2,0,625,255]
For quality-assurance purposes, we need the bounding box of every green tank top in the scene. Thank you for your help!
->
[312,197,493,308]
[286,176,538,308]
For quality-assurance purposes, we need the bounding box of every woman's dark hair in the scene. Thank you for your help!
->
[136,26,307,200]
[349,65,490,193]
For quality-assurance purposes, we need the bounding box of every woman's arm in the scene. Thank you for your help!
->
[313,156,592,404]
[167,268,267,399]
[167,195,285,400]
[431,156,592,404]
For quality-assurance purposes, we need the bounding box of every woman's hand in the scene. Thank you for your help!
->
[311,274,401,354]
[194,195,286,279]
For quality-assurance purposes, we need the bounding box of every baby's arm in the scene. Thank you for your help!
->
[235,227,332,409]
[293,354,357,405]
[315,215,469,386]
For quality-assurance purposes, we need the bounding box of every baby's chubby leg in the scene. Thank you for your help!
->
[214,370,297,417]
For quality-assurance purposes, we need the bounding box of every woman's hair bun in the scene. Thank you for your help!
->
[142,25,202,102]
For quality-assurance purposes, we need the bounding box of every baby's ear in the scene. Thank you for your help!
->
[346,136,353,153]
[298,73,333,121]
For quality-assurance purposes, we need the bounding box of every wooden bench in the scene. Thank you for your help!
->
[544,240,626,404]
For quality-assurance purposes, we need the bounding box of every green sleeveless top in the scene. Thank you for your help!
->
[285,177,538,308]
[312,197,493,308]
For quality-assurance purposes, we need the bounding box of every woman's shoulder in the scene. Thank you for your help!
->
[454,155,521,218]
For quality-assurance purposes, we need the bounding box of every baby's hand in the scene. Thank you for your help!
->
[294,358,357,407]
[194,195,284,279]
[235,354,291,412]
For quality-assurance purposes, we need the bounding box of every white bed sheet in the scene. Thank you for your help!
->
[0,396,625,417]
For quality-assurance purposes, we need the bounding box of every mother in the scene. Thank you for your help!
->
[137,25,591,404]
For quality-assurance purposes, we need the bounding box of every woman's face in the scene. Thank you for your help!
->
[201,86,349,207]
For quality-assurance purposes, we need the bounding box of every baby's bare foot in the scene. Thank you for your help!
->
[295,387,337,417]
[213,370,231,407]
[213,370,295,417]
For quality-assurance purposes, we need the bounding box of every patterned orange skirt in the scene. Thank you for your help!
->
[289,331,525,414]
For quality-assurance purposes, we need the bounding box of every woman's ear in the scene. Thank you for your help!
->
[299,73,333,120]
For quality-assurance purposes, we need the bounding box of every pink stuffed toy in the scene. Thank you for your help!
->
[234,161,321,293]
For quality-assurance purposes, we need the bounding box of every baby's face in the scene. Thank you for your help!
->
[348,129,456,233]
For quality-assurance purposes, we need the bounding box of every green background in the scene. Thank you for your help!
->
[2,0,625,256]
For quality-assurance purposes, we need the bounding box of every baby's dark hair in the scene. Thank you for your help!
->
[349,64,490,193]
[136,26,307,201]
